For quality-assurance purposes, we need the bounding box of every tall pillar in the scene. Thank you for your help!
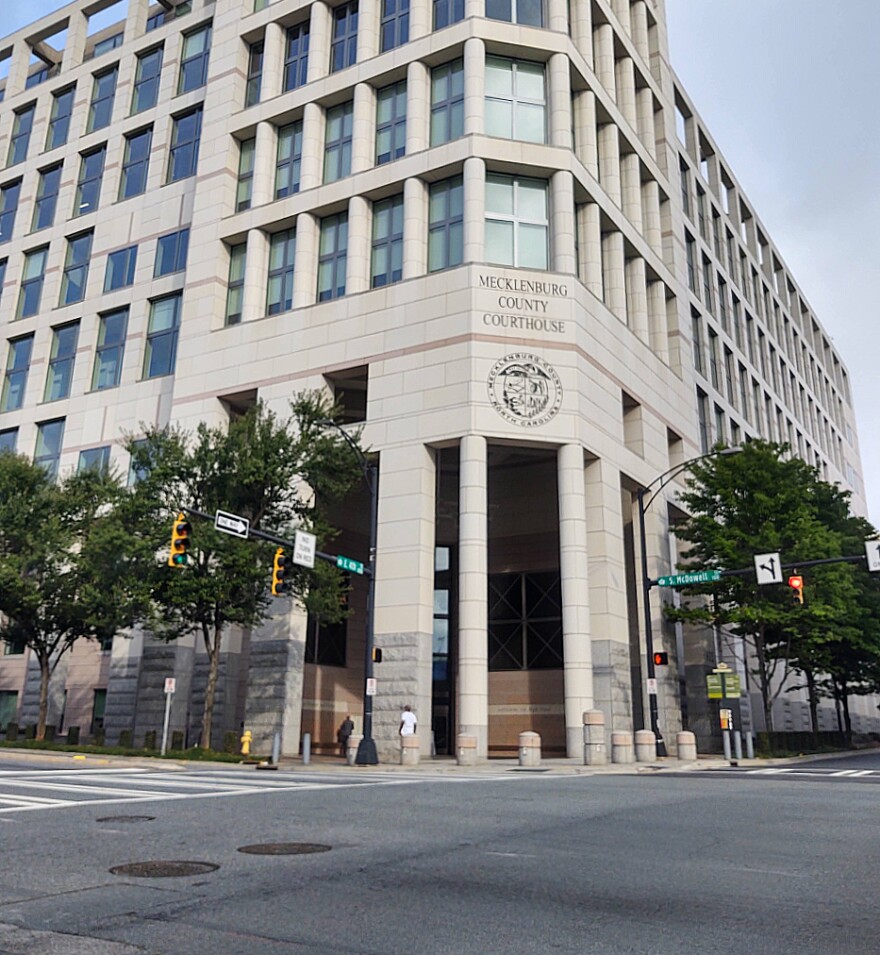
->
[464,0,482,17]
[307,1,332,84]
[463,157,485,264]
[403,177,428,279]
[573,91,598,177]
[647,279,669,362]
[125,0,149,43]
[547,0,568,33]
[593,24,616,99]
[602,231,626,322]
[558,444,593,757]
[292,212,319,308]
[548,54,572,149]
[358,0,380,61]
[552,171,576,275]
[242,228,269,324]
[464,38,485,137]
[636,87,656,159]
[642,179,662,255]
[631,1,650,62]
[406,60,430,153]
[598,123,621,205]
[346,195,371,294]
[615,57,637,128]
[62,9,88,69]
[410,0,431,40]
[611,0,631,35]
[620,152,642,230]
[577,202,603,297]
[625,256,649,343]
[459,435,489,758]
[261,21,286,101]
[299,101,324,191]
[252,121,276,207]
[352,82,376,174]
[570,1,593,66]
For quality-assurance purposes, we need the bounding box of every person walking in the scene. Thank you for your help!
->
[337,714,354,758]
[399,705,417,738]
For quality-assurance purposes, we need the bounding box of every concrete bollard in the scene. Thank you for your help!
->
[346,734,363,766]
[676,731,697,761]
[611,731,634,764]
[582,710,607,765]
[635,729,657,762]
[401,735,420,767]
[518,731,541,767]
[456,734,477,767]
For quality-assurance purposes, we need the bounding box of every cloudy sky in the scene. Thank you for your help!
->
[1,1,878,523]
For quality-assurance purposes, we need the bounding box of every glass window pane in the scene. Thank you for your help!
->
[486,220,514,265]
[517,102,545,142]
[486,176,514,214]
[485,99,512,138]
[518,223,548,268]
[485,58,512,96]
[518,179,548,219]
[516,60,545,98]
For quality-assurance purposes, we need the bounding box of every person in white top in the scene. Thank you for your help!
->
[399,705,417,737]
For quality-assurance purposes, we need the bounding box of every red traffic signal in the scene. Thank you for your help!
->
[653,652,669,666]
[788,575,804,604]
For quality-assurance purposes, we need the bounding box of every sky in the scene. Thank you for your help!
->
[1,1,878,523]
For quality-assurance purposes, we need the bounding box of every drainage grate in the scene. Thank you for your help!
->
[110,861,219,878]
[508,768,550,773]
[237,843,332,856]
[96,815,155,823]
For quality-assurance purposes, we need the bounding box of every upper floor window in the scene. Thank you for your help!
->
[44,322,80,402]
[78,446,111,474]
[275,122,303,199]
[330,2,359,73]
[178,24,212,94]
[60,232,93,306]
[119,128,153,200]
[485,174,548,270]
[371,195,403,288]
[433,0,464,29]
[0,259,6,310]
[132,47,163,114]
[236,137,255,211]
[246,41,264,107]
[32,165,62,231]
[87,66,118,132]
[428,176,463,272]
[267,229,296,315]
[0,429,17,453]
[0,336,34,413]
[144,294,182,378]
[430,61,463,146]
[486,0,543,26]
[324,101,353,183]
[74,145,107,216]
[7,104,35,167]
[283,22,310,92]
[92,308,128,390]
[485,57,545,143]
[17,248,48,319]
[225,244,246,326]
[104,246,138,292]
[35,419,65,478]
[376,82,406,165]
[317,213,348,302]
[155,228,190,277]
[167,108,203,182]
[0,180,20,244]
[381,0,409,53]
[46,87,75,151]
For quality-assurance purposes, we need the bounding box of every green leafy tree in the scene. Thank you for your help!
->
[124,393,362,749]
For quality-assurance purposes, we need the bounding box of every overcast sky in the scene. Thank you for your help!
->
[1,1,878,524]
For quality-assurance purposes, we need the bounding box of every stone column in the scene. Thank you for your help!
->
[6,38,30,96]
[242,229,269,323]
[409,0,431,40]
[346,195,371,294]
[406,60,430,153]
[358,0,380,61]
[547,0,568,33]
[602,231,626,322]
[252,121,276,207]
[636,87,656,159]
[459,435,489,758]
[548,54,572,150]
[464,0,482,17]
[403,177,428,279]
[647,279,669,362]
[558,444,593,758]
[125,0,149,43]
[643,179,662,255]
[570,1,593,66]
[464,38,485,137]
[62,9,88,69]
[620,152,642,231]
[299,101,324,191]
[552,171,576,275]
[625,256,649,343]
[352,82,376,174]
[463,157,485,264]
[631,1,650,62]
[307,1,332,85]
[577,203,603,297]
[573,90,598,177]
[261,21,286,102]
[292,213,319,308]
[598,124,621,205]
[615,57,637,128]
[611,0,631,35]
[593,24,616,99]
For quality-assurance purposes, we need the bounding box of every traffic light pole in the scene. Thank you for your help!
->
[637,487,667,758]
[355,461,379,766]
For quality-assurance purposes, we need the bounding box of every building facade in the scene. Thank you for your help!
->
[0,0,871,756]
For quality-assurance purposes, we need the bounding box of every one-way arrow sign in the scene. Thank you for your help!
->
[866,540,880,573]
[214,509,250,539]
[754,552,782,585]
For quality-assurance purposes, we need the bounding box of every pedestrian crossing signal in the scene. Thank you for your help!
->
[788,575,804,604]
[271,547,291,596]
[653,652,669,666]
[168,513,191,567]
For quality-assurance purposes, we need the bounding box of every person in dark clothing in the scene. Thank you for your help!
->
[337,715,354,757]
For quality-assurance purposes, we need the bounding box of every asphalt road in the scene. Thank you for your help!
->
[0,757,878,955]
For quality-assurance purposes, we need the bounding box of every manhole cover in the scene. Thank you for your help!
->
[96,815,155,823]
[110,861,219,878]
[237,843,332,856]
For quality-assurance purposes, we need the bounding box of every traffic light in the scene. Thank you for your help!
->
[788,575,804,604]
[372,648,383,663]
[168,512,191,567]
[653,652,669,666]
[271,547,291,596]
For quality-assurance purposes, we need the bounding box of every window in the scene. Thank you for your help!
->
[144,294,181,378]
[679,159,690,218]
[486,0,543,26]
[485,57,545,143]
[246,41,263,107]
[225,243,246,325]
[74,145,107,216]
[0,259,6,309]
[44,322,80,402]
[0,336,34,413]
[275,122,303,198]
[7,104,35,167]
[697,389,709,452]
[0,690,18,727]
[92,308,128,390]
[376,82,406,165]
[485,174,549,269]
[267,230,296,315]
[46,87,75,150]
[0,429,17,454]
[87,66,118,132]
[104,246,137,291]
[35,419,65,478]
[131,47,162,114]
[305,611,347,666]
[430,60,464,146]
[381,0,409,52]
[154,228,190,277]
[92,32,124,58]
[60,232,93,306]
[318,213,348,302]
[31,165,62,232]
[685,231,696,293]
[0,180,20,243]
[119,128,152,200]
[488,571,562,670]
[330,2,358,73]
[283,22,310,92]
[167,108,202,182]
[323,101,353,183]
[178,24,212,93]
[236,137,255,211]
[433,0,464,28]
[371,195,403,288]
[17,248,48,319]
[708,328,719,389]
[91,688,106,733]
[78,445,110,473]
[428,176,463,272]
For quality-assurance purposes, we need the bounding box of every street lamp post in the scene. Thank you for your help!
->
[318,420,379,765]
[637,447,741,757]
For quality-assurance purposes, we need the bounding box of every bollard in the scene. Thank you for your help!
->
[722,729,732,762]
[733,731,743,761]
[347,734,363,766]
[401,735,420,767]
[302,732,311,765]
[611,731,634,764]
[676,731,697,761]
[745,732,755,760]
[271,732,281,766]
[634,729,657,762]
[456,734,477,767]
[582,710,607,765]
[518,731,541,767]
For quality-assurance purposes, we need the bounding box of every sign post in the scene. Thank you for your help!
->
[160,678,176,756]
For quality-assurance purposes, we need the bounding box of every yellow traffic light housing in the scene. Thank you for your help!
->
[168,512,191,567]
[272,547,290,596]
[788,575,804,605]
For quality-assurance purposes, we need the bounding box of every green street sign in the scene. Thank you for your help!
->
[656,570,722,587]
[706,673,742,699]
[336,555,365,575]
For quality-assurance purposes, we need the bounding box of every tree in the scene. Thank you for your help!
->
[125,393,362,749]
[0,453,150,739]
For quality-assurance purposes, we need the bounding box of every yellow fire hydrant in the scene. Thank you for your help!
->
[240,730,253,756]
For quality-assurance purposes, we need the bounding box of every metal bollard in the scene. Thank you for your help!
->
[302,732,311,765]
[518,731,541,767]
[271,732,281,765]
[734,731,743,761]
[745,732,755,760]
[400,735,420,767]
[611,731,634,764]
[456,734,477,767]
[634,729,657,762]
[676,731,697,761]
[582,710,607,765]
[347,734,363,766]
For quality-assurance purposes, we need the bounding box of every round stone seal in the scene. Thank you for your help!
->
[487,353,562,428]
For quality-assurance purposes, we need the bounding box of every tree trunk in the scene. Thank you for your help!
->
[840,682,853,747]
[200,623,222,750]
[755,626,774,737]
[36,654,50,741]
[805,668,819,748]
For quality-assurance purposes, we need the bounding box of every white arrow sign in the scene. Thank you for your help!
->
[866,540,880,573]
[293,530,317,568]
[214,509,250,539]
[754,552,782,585]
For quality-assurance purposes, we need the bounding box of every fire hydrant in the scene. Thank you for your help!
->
[240,730,253,756]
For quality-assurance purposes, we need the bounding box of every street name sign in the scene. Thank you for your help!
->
[214,509,250,539]
[656,570,722,587]
[337,554,365,575]
[293,530,317,568]
[866,540,880,573]
[754,552,782,585]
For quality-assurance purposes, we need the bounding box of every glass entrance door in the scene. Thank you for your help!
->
[432,545,456,755]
